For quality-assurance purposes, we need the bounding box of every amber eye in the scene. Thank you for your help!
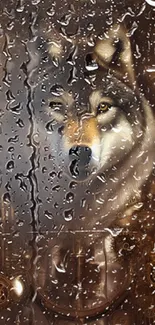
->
[97,102,111,114]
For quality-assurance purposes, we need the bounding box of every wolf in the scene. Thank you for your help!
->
[30,22,155,234]
[0,3,154,322]
[27,21,155,320]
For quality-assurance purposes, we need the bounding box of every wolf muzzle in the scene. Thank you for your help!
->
[68,145,93,180]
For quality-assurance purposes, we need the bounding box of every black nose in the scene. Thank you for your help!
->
[69,146,92,180]
[69,146,92,165]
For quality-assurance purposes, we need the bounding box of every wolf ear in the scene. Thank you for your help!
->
[93,24,135,88]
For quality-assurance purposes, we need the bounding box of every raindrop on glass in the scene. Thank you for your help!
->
[6,160,14,172]
[63,208,74,221]
[65,192,74,203]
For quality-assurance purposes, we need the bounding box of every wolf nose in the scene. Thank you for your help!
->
[69,146,92,180]
[69,146,92,165]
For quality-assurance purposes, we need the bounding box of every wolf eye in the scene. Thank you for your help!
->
[97,102,111,114]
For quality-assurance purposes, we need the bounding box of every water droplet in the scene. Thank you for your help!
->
[0,122,2,134]
[67,45,77,65]
[31,0,41,4]
[4,8,15,19]
[87,34,95,47]
[16,0,24,12]
[47,197,52,203]
[7,102,23,114]
[0,109,4,118]
[42,167,47,173]
[41,84,46,92]
[15,174,27,192]
[46,120,54,134]
[0,25,3,37]
[80,198,86,208]
[8,135,19,143]
[48,153,54,161]
[8,146,14,152]
[52,185,60,192]
[54,261,66,273]
[3,68,12,86]
[44,210,53,220]
[6,160,14,172]
[63,208,74,221]
[58,13,72,26]
[58,171,63,179]
[69,159,79,178]
[87,23,94,31]
[7,21,14,31]
[104,227,123,237]
[65,192,74,203]
[16,118,25,128]
[13,231,19,237]
[20,181,27,192]
[134,202,143,210]
[50,84,64,97]
[67,66,77,85]
[69,181,77,189]
[32,133,40,145]
[16,219,24,227]
[127,21,138,37]
[85,53,98,71]
[118,8,135,22]
[3,192,11,203]
[47,7,55,17]
[49,171,57,178]
[79,215,85,220]
[58,125,64,136]
[6,89,15,101]
[5,182,11,191]
[54,202,59,209]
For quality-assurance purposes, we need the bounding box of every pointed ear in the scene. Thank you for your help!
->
[93,24,136,88]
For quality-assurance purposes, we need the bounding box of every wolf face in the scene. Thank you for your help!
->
[49,74,139,181]
[30,24,155,231]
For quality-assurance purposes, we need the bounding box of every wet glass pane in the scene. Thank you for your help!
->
[0,0,155,324]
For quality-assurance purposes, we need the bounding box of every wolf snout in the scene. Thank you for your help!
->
[69,145,92,180]
[69,146,92,165]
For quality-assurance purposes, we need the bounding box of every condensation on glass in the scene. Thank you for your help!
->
[0,0,154,324]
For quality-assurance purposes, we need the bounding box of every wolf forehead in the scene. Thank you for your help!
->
[31,22,142,117]
[35,39,136,107]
